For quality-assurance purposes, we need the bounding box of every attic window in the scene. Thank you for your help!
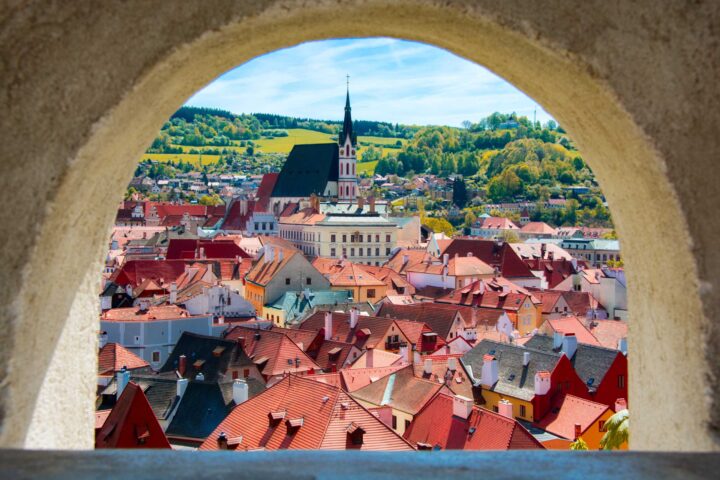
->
[346,422,366,445]
[328,347,342,357]
[286,417,304,435]
[193,359,205,369]
[268,411,286,427]
[508,374,516,381]
[212,346,226,357]
[227,435,243,447]
[417,442,432,450]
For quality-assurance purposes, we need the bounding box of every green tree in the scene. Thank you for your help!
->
[600,409,629,450]
[570,437,589,451]
[464,211,477,229]
[452,177,468,208]
[499,229,520,243]
[422,216,454,237]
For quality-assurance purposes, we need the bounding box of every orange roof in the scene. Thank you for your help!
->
[534,394,609,440]
[198,375,413,451]
[479,217,519,230]
[299,312,397,350]
[588,319,628,350]
[413,357,473,399]
[519,222,558,235]
[95,409,111,430]
[406,256,495,277]
[326,263,385,288]
[279,207,326,225]
[384,249,438,275]
[245,246,299,286]
[98,343,149,375]
[404,393,544,450]
[224,327,320,377]
[349,349,403,369]
[547,316,601,346]
[340,365,406,392]
[100,305,194,322]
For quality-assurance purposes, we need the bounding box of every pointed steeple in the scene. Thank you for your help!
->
[340,76,355,146]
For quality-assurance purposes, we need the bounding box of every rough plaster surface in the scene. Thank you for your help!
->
[0,0,717,451]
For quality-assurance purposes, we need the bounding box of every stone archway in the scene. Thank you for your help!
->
[0,1,718,451]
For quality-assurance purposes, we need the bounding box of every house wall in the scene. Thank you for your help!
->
[264,255,330,307]
[480,390,535,422]
[591,353,629,410]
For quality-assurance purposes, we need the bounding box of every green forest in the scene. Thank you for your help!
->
[138,107,612,228]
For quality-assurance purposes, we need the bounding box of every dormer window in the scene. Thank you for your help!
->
[268,410,286,427]
[286,417,304,435]
[346,422,365,446]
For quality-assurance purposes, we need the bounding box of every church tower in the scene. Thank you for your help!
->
[338,79,357,202]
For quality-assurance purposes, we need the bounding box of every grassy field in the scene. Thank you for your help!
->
[148,129,405,166]
[357,160,378,176]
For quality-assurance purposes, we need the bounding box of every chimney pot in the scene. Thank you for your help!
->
[523,351,530,366]
[233,379,249,405]
[178,354,187,377]
[423,358,433,375]
[177,377,189,397]
[452,395,473,420]
[324,312,333,341]
[574,423,582,439]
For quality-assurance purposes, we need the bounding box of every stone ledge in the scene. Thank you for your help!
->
[1,450,719,479]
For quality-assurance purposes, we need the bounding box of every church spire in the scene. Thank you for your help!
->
[340,75,355,146]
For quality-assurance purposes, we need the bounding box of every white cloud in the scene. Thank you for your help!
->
[185,38,554,126]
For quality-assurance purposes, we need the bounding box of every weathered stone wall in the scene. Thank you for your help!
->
[0,0,717,450]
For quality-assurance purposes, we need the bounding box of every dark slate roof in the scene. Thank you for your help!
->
[99,374,180,421]
[271,143,339,197]
[165,381,231,440]
[461,340,562,401]
[523,334,620,390]
[218,378,266,406]
[339,89,356,146]
[160,332,258,383]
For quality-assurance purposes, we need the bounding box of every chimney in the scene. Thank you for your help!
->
[443,253,449,266]
[523,351,530,366]
[561,333,578,359]
[448,357,457,371]
[98,331,108,349]
[324,312,333,341]
[233,379,249,405]
[366,349,374,368]
[552,331,563,349]
[614,398,627,412]
[413,350,422,365]
[217,432,228,450]
[350,307,359,329]
[178,354,187,377]
[498,399,514,419]
[424,358,433,375]
[398,344,410,364]
[369,196,376,213]
[169,282,178,304]
[534,371,551,395]
[452,395,473,420]
[177,377,189,397]
[618,337,628,356]
[402,254,410,265]
[574,423,582,439]
[265,245,274,262]
[481,354,499,387]
[278,249,284,262]
[540,243,547,258]
[116,367,130,400]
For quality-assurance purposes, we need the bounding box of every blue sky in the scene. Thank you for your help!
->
[185,38,553,127]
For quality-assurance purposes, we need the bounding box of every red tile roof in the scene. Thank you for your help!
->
[384,249,438,275]
[299,312,397,350]
[441,239,534,278]
[110,259,188,288]
[519,222,557,235]
[587,319,628,350]
[166,239,251,261]
[413,357,473,399]
[101,305,194,322]
[547,316,602,346]
[98,343,149,375]
[534,394,609,440]
[340,365,406,392]
[315,261,385,288]
[199,375,413,451]
[478,217,519,230]
[224,326,321,377]
[254,173,279,213]
[404,393,544,450]
[436,280,539,312]
[405,256,495,277]
[377,303,463,340]
[245,246,300,287]
[96,382,171,449]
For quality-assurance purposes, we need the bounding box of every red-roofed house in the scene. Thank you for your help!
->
[199,375,414,451]
[541,316,602,347]
[471,216,520,239]
[95,382,171,449]
[98,342,149,378]
[405,254,496,290]
[404,393,544,451]
[534,394,624,450]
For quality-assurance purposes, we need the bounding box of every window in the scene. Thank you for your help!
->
[599,420,607,432]
[342,247,347,256]
[404,419,411,431]
[331,234,336,242]
[254,222,259,230]
[232,370,239,379]
[331,248,336,257]
[350,248,355,256]
[306,277,312,285]
[492,406,499,413]
[375,247,379,256]
[385,248,390,255]
[367,289,376,299]
[618,375,625,388]
[359,248,363,256]
[152,351,160,363]
[375,234,380,243]
[285,278,290,285]
[392,415,397,430]
[520,405,526,418]
[343,234,347,242]
[359,234,363,242]
[243,368,250,378]
[386,234,391,242]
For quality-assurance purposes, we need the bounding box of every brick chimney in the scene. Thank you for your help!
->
[574,423,582,439]
[178,354,187,377]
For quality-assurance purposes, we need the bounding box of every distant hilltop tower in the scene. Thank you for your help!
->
[338,76,357,202]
